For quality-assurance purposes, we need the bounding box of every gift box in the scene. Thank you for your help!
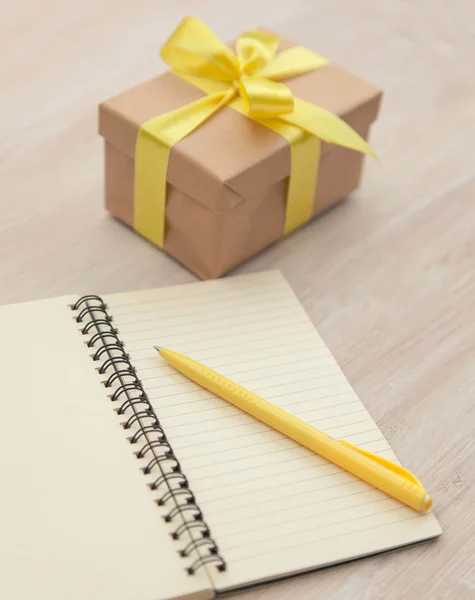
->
[99,18,382,279]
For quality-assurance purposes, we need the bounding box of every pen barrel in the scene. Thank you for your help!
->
[160,348,430,513]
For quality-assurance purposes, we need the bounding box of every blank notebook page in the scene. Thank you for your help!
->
[105,271,441,592]
[0,297,212,600]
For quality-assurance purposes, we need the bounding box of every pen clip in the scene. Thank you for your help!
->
[338,440,423,487]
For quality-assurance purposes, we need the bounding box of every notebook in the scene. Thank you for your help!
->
[0,270,441,600]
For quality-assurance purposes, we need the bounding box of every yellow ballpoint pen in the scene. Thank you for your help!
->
[155,346,432,513]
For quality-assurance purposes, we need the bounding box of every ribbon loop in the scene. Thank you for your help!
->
[257,46,330,80]
[236,30,280,73]
[161,16,239,81]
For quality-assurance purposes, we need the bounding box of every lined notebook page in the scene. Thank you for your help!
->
[105,271,441,591]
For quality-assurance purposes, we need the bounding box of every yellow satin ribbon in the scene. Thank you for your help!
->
[135,17,374,248]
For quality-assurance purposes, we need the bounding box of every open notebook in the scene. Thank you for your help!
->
[0,271,441,600]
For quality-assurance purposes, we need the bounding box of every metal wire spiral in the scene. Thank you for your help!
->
[71,294,226,575]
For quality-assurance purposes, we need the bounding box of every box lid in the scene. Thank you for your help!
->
[99,30,382,214]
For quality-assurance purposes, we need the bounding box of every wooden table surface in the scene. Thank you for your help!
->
[1,1,474,598]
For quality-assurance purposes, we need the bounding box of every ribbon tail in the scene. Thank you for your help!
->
[134,89,234,247]
[280,97,376,158]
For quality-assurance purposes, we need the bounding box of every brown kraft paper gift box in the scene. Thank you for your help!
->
[99,29,382,279]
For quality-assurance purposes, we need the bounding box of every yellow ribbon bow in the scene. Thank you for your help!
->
[135,17,375,247]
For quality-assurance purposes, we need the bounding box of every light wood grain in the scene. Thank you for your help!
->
[1,1,474,598]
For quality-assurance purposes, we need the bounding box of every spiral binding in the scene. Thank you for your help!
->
[71,294,226,576]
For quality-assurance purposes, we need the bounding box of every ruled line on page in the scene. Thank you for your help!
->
[214,493,397,543]
[203,478,371,518]
[200,468,356,506]
[111,293,295,324]
[171,437,386,479]
[139,357,339,388]
[196,464,350,501]
[168,415,374,453]
[219,499,403,552]
[170,409,368,452]
[205,482,383,527]
[223,507,416,557]
[170,420,374,465]
[138,353,334,379]
[162,396,359,429]
[166,437,385,478]
[173,429,382,464]
[194,460,339,494]
[136,351,333,376]
[188,458,397,521]
[156,394,359,430]
[171,418,372,450]
[190,453,384,512]
[180,444,394,489]
[148,386,356,424]
[129,340,319,366]
[128,340,320,365]
[156,404,363,435]
[117,310,307,339]
[119,312,309,347]
[147,378,352,405]
[144,372,347,399]
[187,446,396,486]
[107,282,272,310]
[211,488,385,528]
[126,326,317,354]
[128,330,318,356]
[142,363,343,393]
[178,438,388,475]
[227,511,428,565]
[108,283,289,314]
[154,396,353,425]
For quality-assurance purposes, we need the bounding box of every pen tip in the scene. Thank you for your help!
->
[154,345,161,352]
